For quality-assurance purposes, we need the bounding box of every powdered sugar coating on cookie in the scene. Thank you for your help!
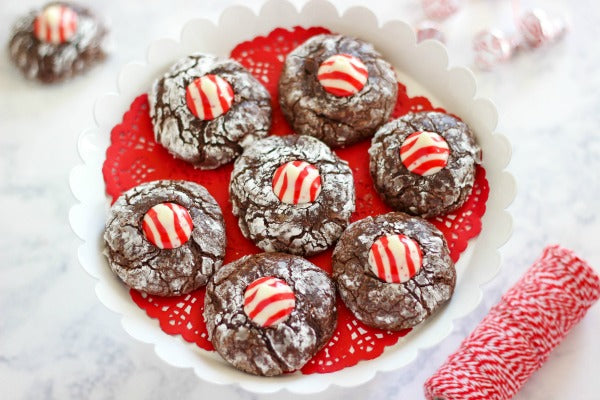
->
[333,212,455,331]
[204,253,336,376]
[369,111,481,217]
[279,34,397,147]
[230,135,355,256]
[149,54,272,169]
[103,180,226,296]
[8,2,108,83]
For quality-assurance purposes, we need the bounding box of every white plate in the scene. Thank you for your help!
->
[69,0,515,394]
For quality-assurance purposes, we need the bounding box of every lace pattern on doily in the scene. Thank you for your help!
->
[103,26,489,374]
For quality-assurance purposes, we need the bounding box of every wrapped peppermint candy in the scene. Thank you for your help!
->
[519,8,568,48]
[473,29,518,70]
[424,245,600,400]
[422,0,462,21]
[416,21,446,43]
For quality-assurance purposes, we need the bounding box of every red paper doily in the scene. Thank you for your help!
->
[102,26,489,374]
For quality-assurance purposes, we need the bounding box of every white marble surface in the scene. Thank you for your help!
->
[0,0,598,399]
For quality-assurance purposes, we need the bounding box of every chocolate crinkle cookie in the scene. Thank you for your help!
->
[279,34,398,148]
[229,134,355,256]
[103,180,226,296]
[332,212,455,331]
[149,54,272,169]
[369,111,481,218]
[8,2,108,83]
[204,252,337,376]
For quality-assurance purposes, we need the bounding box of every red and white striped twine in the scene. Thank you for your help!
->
[424,245,600,400]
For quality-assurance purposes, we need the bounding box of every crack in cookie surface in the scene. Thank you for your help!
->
[8,3,108,83]
[204,253,337,376]
[369,111,481,217]
[279,34,397,147]
[103,180,226,296]
[332,212,455,331]
[229,135,355,256]
[149,54,272,169]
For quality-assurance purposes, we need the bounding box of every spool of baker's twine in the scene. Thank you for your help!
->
[424,245,600,400]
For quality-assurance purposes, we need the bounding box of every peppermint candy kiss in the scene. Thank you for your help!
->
[272,161,322,205]
[368,234,423,284]
[142,203,194,249]
[317,54,368,97]
[400,131,450,176]
[33,4,78,45]
[243,277,296,328]
[185,74,234,120]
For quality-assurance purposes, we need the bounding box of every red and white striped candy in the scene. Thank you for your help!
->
[368,234,423,284]
[185,75,234,120]
[519,9,562,48]
[272,161,322,205]
[400,131,450,176]
[33,4,78,45]
[424,245,600,400]
[317,54,368,97]
[422,0,462,21]
[473,29,515,70]
[416,21,446,44]
[142,202,194,250]
[243,277,296,328]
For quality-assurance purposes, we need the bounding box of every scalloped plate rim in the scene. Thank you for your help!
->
[69,0,515,394]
